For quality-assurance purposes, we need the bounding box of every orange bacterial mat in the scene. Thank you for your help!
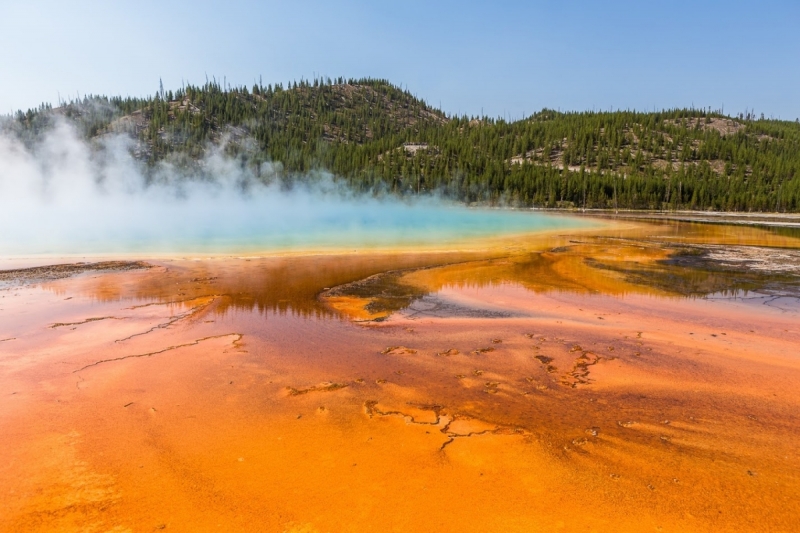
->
[1,220,799,532]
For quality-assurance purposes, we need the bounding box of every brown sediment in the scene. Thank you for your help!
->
[1,218,800,531]
[286,382,349,396]
[380,346,417,355]
[50,316,125,328]
[560,350,603,388]
[471,347,495,354]
[0,261,150,285]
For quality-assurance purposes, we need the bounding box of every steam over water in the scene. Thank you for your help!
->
[0,120,589,256]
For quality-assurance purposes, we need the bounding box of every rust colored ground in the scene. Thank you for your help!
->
[1,221,799,532]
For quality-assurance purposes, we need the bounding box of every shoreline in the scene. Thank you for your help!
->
[533,207,800,228]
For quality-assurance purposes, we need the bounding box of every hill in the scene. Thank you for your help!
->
[6,77,800,211]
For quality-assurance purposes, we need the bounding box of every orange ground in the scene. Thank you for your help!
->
[1,221,799,532]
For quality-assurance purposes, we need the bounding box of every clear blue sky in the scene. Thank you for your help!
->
[2,0,798,120]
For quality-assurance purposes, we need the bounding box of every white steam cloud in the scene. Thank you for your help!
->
[0,119,579,257]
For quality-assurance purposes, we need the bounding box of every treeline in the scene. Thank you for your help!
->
[6,77,800,211]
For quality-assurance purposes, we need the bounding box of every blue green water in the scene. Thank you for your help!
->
[190,206,593,253]
[1,193,594,256]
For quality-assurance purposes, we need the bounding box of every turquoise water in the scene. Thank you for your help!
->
[1,193,594,256]
[182,207,593,253]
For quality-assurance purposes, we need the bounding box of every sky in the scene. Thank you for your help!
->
[1,0,798,120]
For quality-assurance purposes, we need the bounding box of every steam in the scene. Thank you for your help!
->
[0,118,580,256]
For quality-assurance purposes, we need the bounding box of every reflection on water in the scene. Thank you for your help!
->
[40,218,800,321]
[762,224,800,240]
[325,221,800,320]
[58,252,499,319]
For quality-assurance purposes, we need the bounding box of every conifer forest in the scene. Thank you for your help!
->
[7,77,800,211]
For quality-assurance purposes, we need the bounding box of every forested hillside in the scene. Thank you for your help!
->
[7,77,800,211]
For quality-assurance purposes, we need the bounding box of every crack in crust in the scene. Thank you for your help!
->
[364,400,444,425]
[73,333,243,373]
[115,296,219,343]
[124,296,214,310]
[363,401,526,453]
